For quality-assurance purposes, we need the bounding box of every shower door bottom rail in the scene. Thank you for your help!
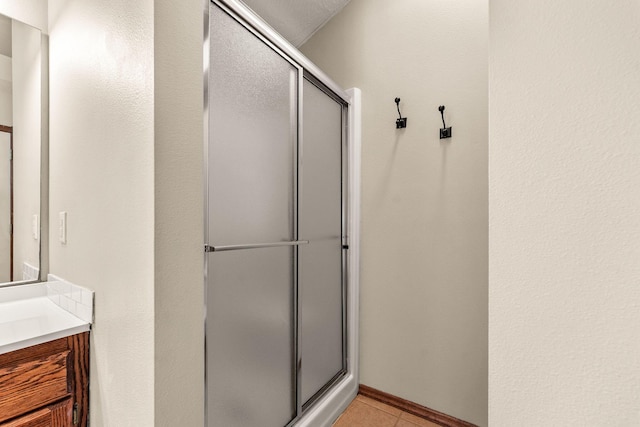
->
[205,240,309,253]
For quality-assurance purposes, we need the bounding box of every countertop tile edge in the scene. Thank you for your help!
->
[47,274,94,324]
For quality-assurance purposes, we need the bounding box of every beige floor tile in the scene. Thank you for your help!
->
[396,420,426,427]
[398,411,441,427]
[332,400,399,427]
[356,395,403,417]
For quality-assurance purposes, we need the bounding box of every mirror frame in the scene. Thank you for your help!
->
[0,10,47,288]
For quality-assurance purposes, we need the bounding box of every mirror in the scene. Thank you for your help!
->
[0,12,46,286]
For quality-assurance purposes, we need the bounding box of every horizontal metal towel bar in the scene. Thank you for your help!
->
[205,240,309,253]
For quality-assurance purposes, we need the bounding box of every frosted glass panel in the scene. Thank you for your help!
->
[299,79,344,404]
[208,4,297,246]
[207,247,295,426]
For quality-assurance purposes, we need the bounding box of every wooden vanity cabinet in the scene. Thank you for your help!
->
[0,333,89,427]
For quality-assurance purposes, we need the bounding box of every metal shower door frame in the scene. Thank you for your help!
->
[203,0,353,425]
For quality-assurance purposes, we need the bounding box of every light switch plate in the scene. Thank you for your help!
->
[59,211,67,244]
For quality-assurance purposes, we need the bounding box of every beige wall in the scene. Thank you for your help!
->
[48,0,155,425]
[153,0,204,425]
[489,1,640,425]
[302,0,488,425]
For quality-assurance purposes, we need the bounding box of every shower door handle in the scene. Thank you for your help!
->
[205,240,309,253]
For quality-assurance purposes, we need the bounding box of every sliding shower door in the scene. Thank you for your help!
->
[299,78,346,407]
[206,2,348,426]
[207,4,298,426]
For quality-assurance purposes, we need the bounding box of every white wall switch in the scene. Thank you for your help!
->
[59,211,67,244]
[32,214,39,240]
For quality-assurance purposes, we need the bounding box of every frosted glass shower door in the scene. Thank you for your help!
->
[207,4,299,426]
[299,79,346,405]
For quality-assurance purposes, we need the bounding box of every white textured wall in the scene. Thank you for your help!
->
[48,0,155,425]
[489,1,640,425]
[11,19,40,279]
[302,0,488,425]
[153,0,204,425]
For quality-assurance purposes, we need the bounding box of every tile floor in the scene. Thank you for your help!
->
[332,395,440,427]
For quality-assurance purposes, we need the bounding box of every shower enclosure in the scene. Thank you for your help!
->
[204,1,360,426]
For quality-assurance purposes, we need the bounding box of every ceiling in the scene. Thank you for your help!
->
[240,0,351,47]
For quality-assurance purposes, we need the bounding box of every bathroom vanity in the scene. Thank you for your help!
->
[0,281,92,426]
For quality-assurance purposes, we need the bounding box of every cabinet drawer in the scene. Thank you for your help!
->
[1,398,73,427]
[0,347,70,423]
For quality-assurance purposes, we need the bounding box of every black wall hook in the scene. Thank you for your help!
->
[395,97,407,129]
[438,105,452,139]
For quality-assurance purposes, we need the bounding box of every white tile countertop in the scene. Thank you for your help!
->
[0,277,93,355]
